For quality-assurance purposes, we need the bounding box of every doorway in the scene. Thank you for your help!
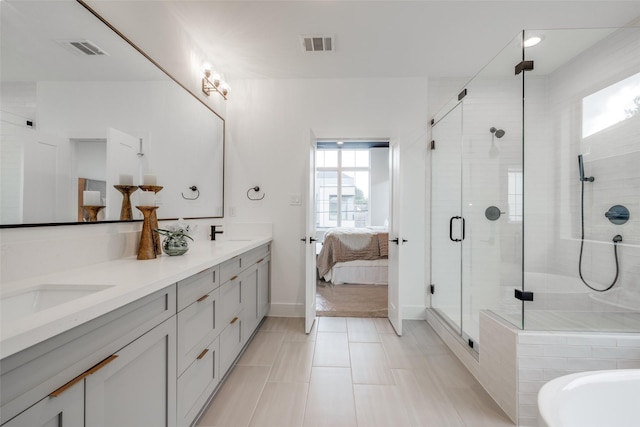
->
[313,140,390,318]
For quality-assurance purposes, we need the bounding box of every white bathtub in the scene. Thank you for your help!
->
[538,369,640,427]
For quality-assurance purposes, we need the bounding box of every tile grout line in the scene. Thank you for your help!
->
[245,328,286,427]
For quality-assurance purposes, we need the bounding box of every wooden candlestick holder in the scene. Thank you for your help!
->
[136,205,159,260]
[139,185,164,255]
[82,205,106,222]
[114,185,138,220]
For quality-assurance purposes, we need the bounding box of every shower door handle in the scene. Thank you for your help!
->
[461,217,465,241]
[449,216,464,242]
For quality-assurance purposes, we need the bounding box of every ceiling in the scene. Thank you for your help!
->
[82,1,640,82]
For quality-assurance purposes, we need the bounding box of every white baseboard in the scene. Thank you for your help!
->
[267,303,304,317]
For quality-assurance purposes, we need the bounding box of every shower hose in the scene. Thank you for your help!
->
[578,178,622,292]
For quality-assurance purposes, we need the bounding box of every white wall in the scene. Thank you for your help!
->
[224,77,428,317]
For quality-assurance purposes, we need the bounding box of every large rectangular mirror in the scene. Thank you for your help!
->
[0,0,224,227]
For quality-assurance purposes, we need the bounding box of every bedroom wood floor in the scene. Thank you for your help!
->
[197,317,515,427]
[316,282,388,317]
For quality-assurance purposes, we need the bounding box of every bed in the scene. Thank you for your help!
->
[317,228,388,285]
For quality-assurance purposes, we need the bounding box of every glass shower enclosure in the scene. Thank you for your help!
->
[431,26,640,350]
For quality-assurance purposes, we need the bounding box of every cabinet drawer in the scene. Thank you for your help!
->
[242,244,270,270]
[177,287,220,375]
[219,277,242,325]
[177,265,219,312]
[219,256,242,284]
[219,315,243,376]
[177,337,219,427]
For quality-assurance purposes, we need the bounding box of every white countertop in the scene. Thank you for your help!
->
[0,237,272,360]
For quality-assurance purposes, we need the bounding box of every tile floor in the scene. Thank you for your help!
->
[197,317,515,427]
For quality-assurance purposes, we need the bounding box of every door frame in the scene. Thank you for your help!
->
[304,131,400,336]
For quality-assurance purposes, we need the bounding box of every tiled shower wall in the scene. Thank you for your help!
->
[525,27,640,298]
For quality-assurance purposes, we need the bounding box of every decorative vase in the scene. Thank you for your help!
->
[162,236,190,256]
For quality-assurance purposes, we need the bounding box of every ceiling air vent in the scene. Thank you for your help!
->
[301,35,334,52]
[58,40,108,56]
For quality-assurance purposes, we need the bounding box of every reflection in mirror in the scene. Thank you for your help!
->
[0,0,224,227]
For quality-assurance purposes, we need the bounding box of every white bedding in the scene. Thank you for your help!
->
[323,259,388,285]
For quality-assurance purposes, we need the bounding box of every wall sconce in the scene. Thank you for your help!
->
[202,65,230,100]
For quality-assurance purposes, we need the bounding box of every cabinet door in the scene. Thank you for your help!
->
[2,379,84,427]
[257,255,270,319]
[219,315,243,375]
[240,266,259,340]
[85,319,177,427]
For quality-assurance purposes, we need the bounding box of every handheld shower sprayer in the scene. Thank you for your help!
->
[578,154,594,182]
[577,154,622,292]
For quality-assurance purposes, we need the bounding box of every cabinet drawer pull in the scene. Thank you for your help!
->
[197,348,209,360]
[230,275,238,281]
[256,258,264,263]
[197,294,209,302]
[86,355,119,375]
[230,316,239,324]
[49,355,119,397]
[49,371,89,397]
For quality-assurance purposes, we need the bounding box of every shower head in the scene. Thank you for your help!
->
[490,127,505,138]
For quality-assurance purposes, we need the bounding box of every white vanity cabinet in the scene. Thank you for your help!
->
[1,240,271,427]
[217,243,271,376]
[175,243,271,427]
[175,265,222,427]
[0,286,177,427]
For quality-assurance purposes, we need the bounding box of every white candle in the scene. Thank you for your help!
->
[138,191,156,206]
[83,190,101,206]
[143,174,157,186]
[119,174,133,185]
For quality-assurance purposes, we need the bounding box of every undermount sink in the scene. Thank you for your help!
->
[1,284,114,322]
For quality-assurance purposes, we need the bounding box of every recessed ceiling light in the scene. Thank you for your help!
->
[524,36,542,48]
[336,141,344,145]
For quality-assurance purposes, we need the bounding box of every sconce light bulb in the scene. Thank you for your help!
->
[202,62,212,76]
[220,82,230,96]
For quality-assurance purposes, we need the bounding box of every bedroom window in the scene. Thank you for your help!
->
[317,149,370,229]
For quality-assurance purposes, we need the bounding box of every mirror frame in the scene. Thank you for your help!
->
[0,0,225,229]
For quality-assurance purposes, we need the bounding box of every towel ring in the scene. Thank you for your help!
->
[182,185,200,200]
[247,186,265,201]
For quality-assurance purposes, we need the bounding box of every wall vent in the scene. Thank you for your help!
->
[300,35,334,52]
[58,40,108,56]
